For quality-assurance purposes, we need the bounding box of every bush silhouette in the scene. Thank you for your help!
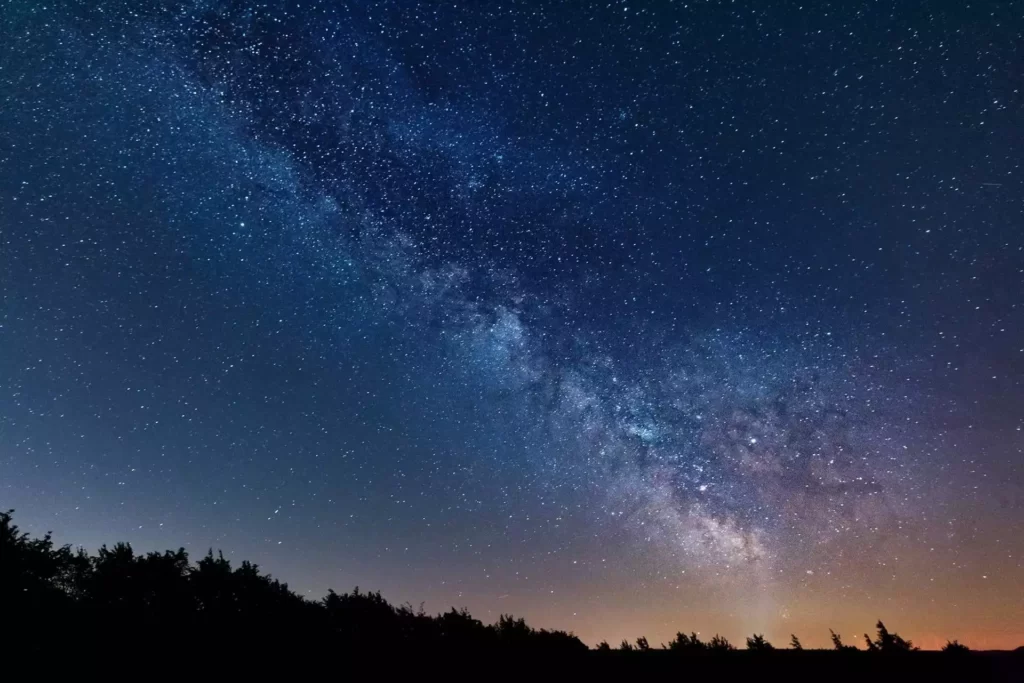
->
[867,620,918,652]
[830,629,858,651]
[666,631,706,652]
[943,640,970,654]
[708,634,735,651]
[746,633,774,651]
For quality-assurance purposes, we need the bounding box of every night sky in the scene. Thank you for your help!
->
[2,1,1022,649]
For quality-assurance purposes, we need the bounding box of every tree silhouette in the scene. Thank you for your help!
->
[0,507,1008,672]
[0,509,592,658]
[789,634,803,650]
[496,613,534,648]
[533,627,588,653]
[708,634,735,651]
[867,620,917,652]
[666,631,705,652]
[436,606,493,650]
[830,629,858,651]
[942,640,970,654]
[746,633,774,651]
[1,509,76,606]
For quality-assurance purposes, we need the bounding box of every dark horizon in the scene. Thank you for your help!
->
[3,509,1019,658]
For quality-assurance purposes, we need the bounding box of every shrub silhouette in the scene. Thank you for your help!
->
[867,620,918,652]
[789,634,803,650]
[746,633,774,651]
[830,629,858,651]
[708,634,735,651]
[943,640,970,654]
[666,631,706,652]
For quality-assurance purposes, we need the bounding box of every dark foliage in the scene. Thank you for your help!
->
[0,509,585,658]
[708,634,735,651]
[831,629,859,651]
[4,509,1021,681]
[943,640,970,654]
[866,620,918,652]
[666,631,706,652]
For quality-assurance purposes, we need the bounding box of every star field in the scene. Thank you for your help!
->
[1,1,1022,648]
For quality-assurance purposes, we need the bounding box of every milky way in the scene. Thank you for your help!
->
[2,1,1021,648]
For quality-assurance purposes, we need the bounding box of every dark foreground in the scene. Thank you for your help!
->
[41,647,1024,682]
[12,636,1022,682]
[4,509,1021,680]
[577,649,1022,682]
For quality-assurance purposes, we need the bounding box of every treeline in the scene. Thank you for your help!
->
[2,510,584,656]
[0,509,986,661]
[600,626,969,654]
